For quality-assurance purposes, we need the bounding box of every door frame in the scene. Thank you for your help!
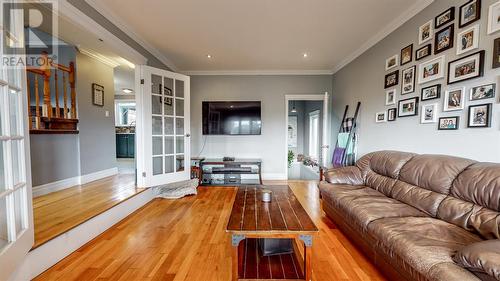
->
[284,93,329,179]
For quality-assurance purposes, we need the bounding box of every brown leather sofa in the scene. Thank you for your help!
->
[319,151,500,281]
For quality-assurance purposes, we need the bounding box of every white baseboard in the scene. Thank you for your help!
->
[8,188,154,281]
[262,173,287,180]
[81,167,119,185]
[32,167,119,197]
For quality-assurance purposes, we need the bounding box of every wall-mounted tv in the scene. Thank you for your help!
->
[202,101,262,135]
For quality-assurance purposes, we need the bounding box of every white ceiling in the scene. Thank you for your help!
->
[89,0,433,74]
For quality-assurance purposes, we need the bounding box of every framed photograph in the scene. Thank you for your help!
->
[438,116,460,130]
[385,54,399,70]
[457,24,480,55]
[435,7,455,29]
[385,89,397,105]
[447,50,485,84]
[400,44,413,65]
[434,24,454,54]
[421,103,438,123]
[444,87,466,111]
[375,112,387,123]
[418,20,433,45]
[416,44,431,61]
[418,55,445,84]
[468,103,492,128]
[488,1,500,34]
[421,84,441,101]
[470,83,496,101]
[92,83,104,107]
[493,38,500,69]
[384,70,399,89]
[459,0,481,28]
[398,97,419,117]
[401,66,416,95]
[387,108,397,121]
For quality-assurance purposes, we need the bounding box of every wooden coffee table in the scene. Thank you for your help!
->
[227,185,318,281]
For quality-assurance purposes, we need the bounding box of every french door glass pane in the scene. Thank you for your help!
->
[152,116,162,135]
[176,136,184,154]
[152,156,163,175]
[164,77,173,96]
[0,145,4,192]
[176,119,184,135]
[0,196,8,250]
[175,80,184,98]
[11,140,21,186]
[165,156,174,173]
[151,74,162,95]
[164,117,174,135]
[176,156,184,172]
[152,137,162,156]
[164,137,174,155]
[14,189,25,236]
[9,91,19,136]
[151,95,162,115]
[164,98,173,115]
[176,99,184,117]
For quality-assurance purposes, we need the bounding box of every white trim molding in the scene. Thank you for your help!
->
[331,0,434,74]
[32,167,119,197]
[183,70,334,76]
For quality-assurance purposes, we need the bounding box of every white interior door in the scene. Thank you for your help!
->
[0,3,34,280]
[136,66,190,187]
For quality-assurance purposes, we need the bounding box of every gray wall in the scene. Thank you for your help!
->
[191,75,332,178]
[76,52,117,175]
[332,0,500,162]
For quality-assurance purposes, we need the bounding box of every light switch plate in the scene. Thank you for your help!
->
[105,110,109,117]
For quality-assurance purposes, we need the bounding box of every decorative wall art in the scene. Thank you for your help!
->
[375,112,387,123]
[92,83,104,107]
[456,24,480,55]
[398,97,419,117]
[401,66,416,95]
[418,20,433,45]
[385,70,399,88]
[493,37,500,68]
[487,1,500,34]
[459,0,481,28]
[438,116,460,130]
[385,54,399,70]
[421,84,441,101]
[387,108,397,121]
[386,89,396,105]
[470,83,496,100]
[401,44,413,65]
[421,103,438,123]
[416,44,432,60]
[435,24,454,54]
[418,56,445,84]
[435,7,455,29]
[287,116,298,147]
[447,50,485,84]
[467,103,492,128]
[444,87,466,111]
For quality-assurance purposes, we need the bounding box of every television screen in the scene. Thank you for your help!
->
[202,101,262,135]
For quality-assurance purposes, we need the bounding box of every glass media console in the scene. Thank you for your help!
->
[200,158,262,186]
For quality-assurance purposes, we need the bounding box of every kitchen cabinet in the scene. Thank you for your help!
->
[116,134,135,158]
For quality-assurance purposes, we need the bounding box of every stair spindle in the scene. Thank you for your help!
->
[54,71,60,118]
[34,75,40,129]
[63,73,68,119]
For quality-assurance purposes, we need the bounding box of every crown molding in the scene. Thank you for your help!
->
[331,0,434,74]
[85,0,178,71]
[182,69,334,76]
[78,47,121,68]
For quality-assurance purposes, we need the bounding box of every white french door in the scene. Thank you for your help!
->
[136,66,191,187]
[0,2,34,280]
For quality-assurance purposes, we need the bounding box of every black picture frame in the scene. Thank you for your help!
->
[434,24,454,54]
[401,65,416,95]
[416,44,431,61]
[459,0,481,28]
[400,44,413,66]
[438,116,460,130]
[493,38,500,69]
[384,70,399,89]
[447,50,485,84]
[421,84,441,101]
[467,103,492,128]
[387,108,397,121]
[92,83,104,107]
[435,7,455,29]
[397,97,419,118]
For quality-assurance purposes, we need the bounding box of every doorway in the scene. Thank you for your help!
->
[285,94,329,180]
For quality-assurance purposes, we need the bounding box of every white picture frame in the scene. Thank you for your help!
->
[418,56,445,84]
[375,111,387,123]
[421,103,438,123]
[385,54,399,70]
[487,1,500,34]
[385,89,397,105]
[457,24,480,55]
[401,66,416,95]
[418,20,434,45]
[444,87,466,112]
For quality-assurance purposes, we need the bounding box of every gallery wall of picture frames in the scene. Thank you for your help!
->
[379,0,499,131]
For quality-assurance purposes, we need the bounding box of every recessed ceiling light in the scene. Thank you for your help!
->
[303,53,308,58]
[207,54,212,59]
[122,88,133,94]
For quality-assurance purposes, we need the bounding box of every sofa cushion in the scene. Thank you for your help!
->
[324,166,364,185]
[428,262,483,281]
[453,240,500,280]
[319,184,379,208]
[390,180,447,217]
[362,150,416,179]
[368,217,482,276]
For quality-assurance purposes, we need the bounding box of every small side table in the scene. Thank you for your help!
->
[190,157,205,184]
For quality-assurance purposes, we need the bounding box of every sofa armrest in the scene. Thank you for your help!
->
[453,240,500,280]
[324,166,364,185]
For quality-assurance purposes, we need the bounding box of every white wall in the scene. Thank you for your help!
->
[332,0,500,162]
[190,75,332,179]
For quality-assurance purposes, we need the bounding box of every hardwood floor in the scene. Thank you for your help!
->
[34,181,386,281]
[33,173,145,249]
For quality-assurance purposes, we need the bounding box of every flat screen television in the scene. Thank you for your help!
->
[202,101,262,135]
